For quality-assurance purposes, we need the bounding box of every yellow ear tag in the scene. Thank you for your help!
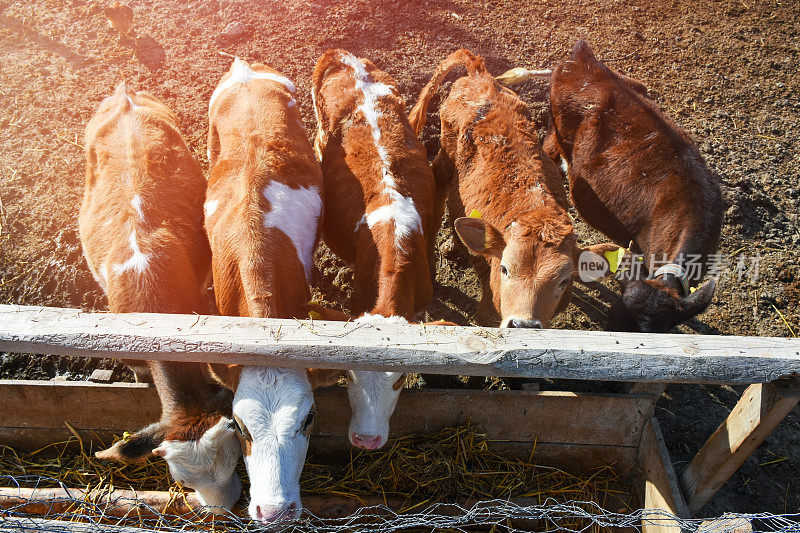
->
[690,285,698,294]
[122,431,131,442]
[307,300,323,320]
[604,247,626,273]
[468,209,482,219]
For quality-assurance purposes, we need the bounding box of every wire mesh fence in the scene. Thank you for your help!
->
[0,427,798,532]
[1,481,799,533]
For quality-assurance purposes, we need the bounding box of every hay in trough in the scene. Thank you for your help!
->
[0,424,633,530]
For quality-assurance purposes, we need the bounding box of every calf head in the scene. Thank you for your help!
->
[96,412,241,512]
[454,215,576,328]
[607,278,716,332]
[345,314,407,450]
[209,363,339,523]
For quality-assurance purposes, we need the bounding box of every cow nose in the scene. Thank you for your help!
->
[256,501,296,523]
[507,318,543,329]
[351,433,383,450]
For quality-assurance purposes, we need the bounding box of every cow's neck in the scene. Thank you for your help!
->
[149,361,228,422]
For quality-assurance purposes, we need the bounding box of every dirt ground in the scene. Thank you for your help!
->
[0,0,798,518]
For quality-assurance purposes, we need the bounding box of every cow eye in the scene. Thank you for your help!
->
[558,278,569,289]
[500,264,509,276]
[301,410,316,433]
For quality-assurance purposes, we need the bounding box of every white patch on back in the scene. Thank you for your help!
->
[113,231,149,275]
[340,52,423,248]
[98,264,108,290]
[560,157,570,175]
[131,195,144,221]
[261,181,322,280]
[204,199,219,218]
[209,57,296,112]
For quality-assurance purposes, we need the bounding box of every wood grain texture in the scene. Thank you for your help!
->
[639,418,690,533]
[0,380,649,472]
[3,305,800,383]
[681,380,800,514]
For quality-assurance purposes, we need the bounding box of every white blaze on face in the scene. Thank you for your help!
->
[113,230,149,275]
[340,52,423,250]
[152,418,242,512]
[233,366,315,522]
[261,181,322,280]
[346,314,407,450]
[208,57,296,113]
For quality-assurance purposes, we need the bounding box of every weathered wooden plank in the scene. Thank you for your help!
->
[639,418,689,533]
[3,305,800,383]
[0,380,652,460]
[681,379,800,514]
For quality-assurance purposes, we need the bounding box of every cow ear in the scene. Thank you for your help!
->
[307,368,344,389]
[95,422,165,464]
[208,363,241,391]
[454,217,505,256]
[681,279,716,318]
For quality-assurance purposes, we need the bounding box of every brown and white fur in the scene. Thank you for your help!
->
[83,82,241,512]
[410,49,614,329]
[205,58,340,523]
[312,50,437,450]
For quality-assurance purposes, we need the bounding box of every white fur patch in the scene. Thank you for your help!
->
[131,195,144,221]
[113,231,149,275]
[209,58,296,112]
[346,314,407,449]
[262,181,322,280]
[233,366,312,521]
[156,417,242,511]
[340,52,423,249]
[204,199,219,218]
[560,157,570,175]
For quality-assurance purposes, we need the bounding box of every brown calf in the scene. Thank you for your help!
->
[311,49,439,451]
[205,58,340,523]
[312,49,437,320]
[82,82,241,512]
[543,40,723,332]
[410,49,612,329]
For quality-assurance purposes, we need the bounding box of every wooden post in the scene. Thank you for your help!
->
[680,378,800,514]
[1,305,799,383]
[639,418,690,533]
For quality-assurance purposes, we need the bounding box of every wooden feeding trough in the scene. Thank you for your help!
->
[0,304,798,532]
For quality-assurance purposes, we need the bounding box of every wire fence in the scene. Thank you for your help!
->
[1,476,799,533]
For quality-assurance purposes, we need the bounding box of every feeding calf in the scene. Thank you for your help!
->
[82,82,241,511]
[410,49,613,329]
[205,58,340,523]
[541,41,723,332]
[312,50,438,450]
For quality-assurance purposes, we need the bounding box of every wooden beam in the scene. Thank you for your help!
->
[680,379,800,514]
[0,380,647,470]
[639,418,690,533]
[2,305,799,383]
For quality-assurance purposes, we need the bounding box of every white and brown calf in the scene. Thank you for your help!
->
[205,58,340,523]
[82,82,241,511]
[311,50,437,450]
[410,50,616,329]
